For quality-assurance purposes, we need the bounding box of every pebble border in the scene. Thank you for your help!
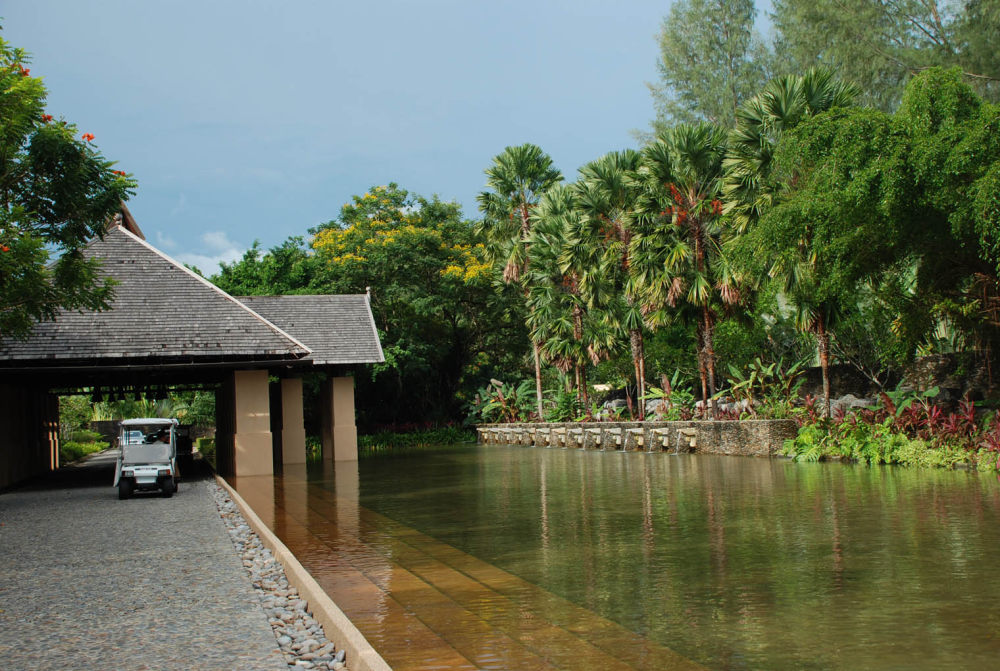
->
[210,482,349,671]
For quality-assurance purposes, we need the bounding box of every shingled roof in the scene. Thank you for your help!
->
[237,295,384,365]
[0,225,311,366]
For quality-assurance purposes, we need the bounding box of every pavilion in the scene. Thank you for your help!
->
[0,207,383,490]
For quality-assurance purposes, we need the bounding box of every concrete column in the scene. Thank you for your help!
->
[233,369,274,477]
[321,376,357,462]
[280,378,307,465]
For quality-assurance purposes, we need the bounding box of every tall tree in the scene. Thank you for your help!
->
[573,150,650,418]
[0,35,135,341]
[477,144,562,420]
[724,68,860,233]
[525,185,614,413]
[212,237,314,294]
[772,0,1000,110]
[737,104,912,416]
[648,0,772,132]
[723,68,859,414]
[633,124,739,417]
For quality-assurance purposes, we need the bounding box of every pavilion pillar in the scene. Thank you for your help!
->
[321,376,358,462]
[232,370,274,477]
[280,377,307,465]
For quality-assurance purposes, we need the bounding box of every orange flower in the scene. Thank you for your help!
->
[113,170,127,176]
[0,245,10,252]
[41,114,53,122]
[18,65,29,76]
[81,132,95,142]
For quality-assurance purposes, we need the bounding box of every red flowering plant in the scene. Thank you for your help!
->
[0,34,136,340]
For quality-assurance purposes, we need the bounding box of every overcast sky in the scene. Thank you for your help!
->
[4,1,772,272]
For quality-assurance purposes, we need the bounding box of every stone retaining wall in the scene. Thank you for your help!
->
[476,420,797,457]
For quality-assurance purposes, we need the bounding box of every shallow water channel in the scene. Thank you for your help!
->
[231,446,1000,670]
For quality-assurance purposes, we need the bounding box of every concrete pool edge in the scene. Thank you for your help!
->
[477,419,797,455]
[215,474,393,671]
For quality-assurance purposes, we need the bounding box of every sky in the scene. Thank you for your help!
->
[4,0,772,272]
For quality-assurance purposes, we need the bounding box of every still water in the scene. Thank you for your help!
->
[233,446,1000,670]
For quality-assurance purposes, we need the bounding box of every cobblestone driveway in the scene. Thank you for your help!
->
[0,452,287,670]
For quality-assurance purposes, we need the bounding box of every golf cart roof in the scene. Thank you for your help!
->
[119,417,179,427]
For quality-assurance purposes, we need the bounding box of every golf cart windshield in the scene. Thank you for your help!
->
[119,419,177,464]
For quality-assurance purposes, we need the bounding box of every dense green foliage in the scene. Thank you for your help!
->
[359,426,475,457]
[213,184,524,427]
[784,392,1000,472]
[772,0,1000,111]
[0,35,136,341]
[59,439,107,464]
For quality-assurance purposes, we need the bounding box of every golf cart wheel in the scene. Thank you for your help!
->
[161,477,176,498]
[118,478,133,500]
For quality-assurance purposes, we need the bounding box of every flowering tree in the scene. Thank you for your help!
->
[0,35,135,341]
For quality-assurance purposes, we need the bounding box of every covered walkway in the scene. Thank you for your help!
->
[0,454,287,670]
[0,207,384,490]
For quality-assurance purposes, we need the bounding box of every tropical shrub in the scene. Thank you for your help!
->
[59,439,107,464]
[465,380,537,423]
[785,389,1000,471]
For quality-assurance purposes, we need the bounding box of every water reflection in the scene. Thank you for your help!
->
[231,448,1000,670]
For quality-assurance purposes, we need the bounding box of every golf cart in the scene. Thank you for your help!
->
[114,418,180,499]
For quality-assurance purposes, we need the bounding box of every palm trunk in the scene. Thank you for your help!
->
[817,317,831,418]
[697,325,709,418]
[574,363,582,405]
[630,328,645,420]
[703,304,718,419]
[533,340,545,421]
[572,304,585,411]
[580,364,590,416]
[638,330,647,417]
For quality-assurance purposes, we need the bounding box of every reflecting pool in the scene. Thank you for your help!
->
[231,446,1000,670]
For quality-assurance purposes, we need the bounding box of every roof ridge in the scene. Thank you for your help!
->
[111,225,313,356]
[363,290,385,363]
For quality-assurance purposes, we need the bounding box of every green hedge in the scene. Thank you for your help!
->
[59,440,108,464]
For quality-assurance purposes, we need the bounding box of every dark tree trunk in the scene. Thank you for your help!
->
[703,304,718,419]
[697,324,709,418]
[817,317,831,418]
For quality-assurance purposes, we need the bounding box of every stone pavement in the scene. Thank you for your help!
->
[0,451,288,671]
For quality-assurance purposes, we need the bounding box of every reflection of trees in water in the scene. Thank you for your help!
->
[360,448,1000,669]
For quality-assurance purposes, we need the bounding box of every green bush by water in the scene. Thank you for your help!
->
[359,426,474,457]
[785,421,998,472]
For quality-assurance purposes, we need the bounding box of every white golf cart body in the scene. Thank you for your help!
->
[114,418,180,498]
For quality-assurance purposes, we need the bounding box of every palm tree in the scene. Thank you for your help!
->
[632,123,741,418]
[525,185,615,413]
[724,67,859,233]
[572,150,650,418]
[724,69,859,415]
[476,144,562,420]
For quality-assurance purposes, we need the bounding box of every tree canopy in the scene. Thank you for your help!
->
[0,35,135,341]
